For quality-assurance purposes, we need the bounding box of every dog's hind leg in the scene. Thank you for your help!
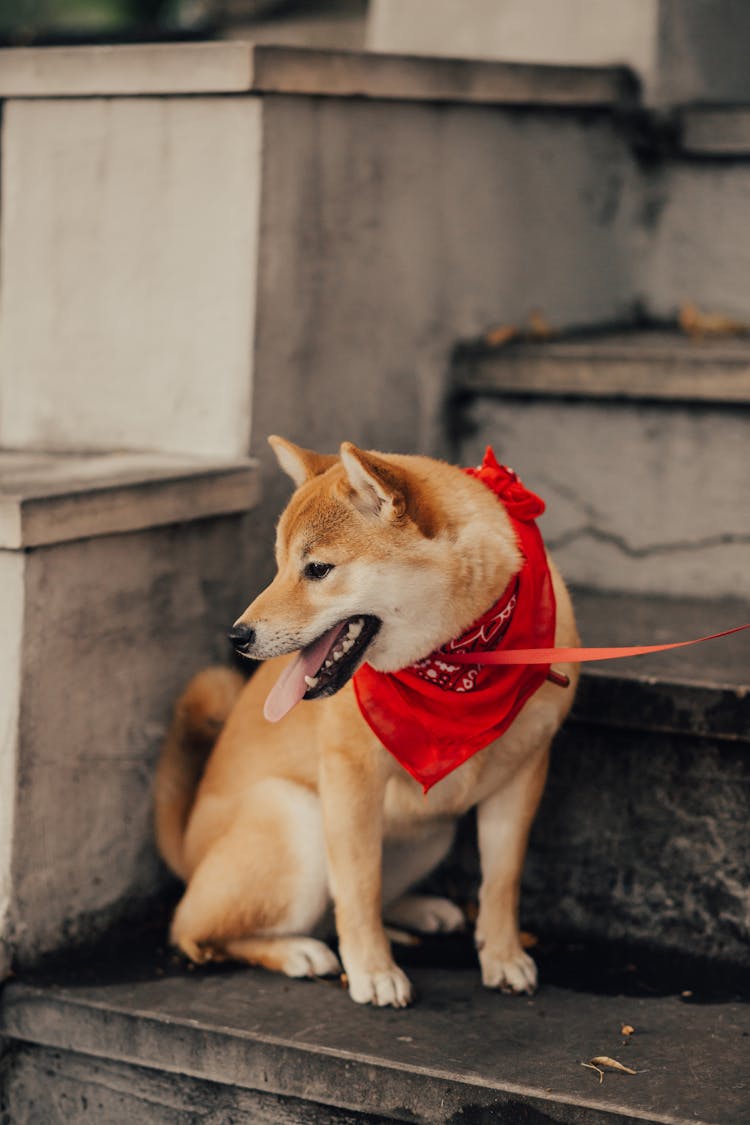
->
[222,935,340,978]
[170,778,340,978]
[382,822,465,934]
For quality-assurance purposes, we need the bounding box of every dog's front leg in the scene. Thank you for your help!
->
[319,743,413,1008]
[475,745,550,995]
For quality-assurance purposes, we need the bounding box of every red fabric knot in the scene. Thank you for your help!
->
[465,447,545,522]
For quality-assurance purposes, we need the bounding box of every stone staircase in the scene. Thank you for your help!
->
[0,37,749,1125]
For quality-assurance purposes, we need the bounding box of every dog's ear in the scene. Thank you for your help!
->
[339,442,407,522]
[268,435,337,488]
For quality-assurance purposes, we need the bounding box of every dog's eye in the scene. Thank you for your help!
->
[303,562,334,581]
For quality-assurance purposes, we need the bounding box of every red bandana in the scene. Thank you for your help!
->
[352,449,556,792]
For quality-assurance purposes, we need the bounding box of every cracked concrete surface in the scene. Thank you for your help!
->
[461,397,750,597]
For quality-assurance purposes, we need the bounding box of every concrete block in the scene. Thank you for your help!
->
[0,553,24,978]
[0,42,635,105]
[0,450,260,548]
[0,453,259,967]
[0,96,262,457]
[458,397,750,598]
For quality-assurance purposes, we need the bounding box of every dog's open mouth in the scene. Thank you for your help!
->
[264,615,381,723]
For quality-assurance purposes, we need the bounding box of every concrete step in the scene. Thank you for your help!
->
[451,328,750,598]
[679,106,750,158]
[525,589,750,967]
[428,588,750,968]
[452,327,750,404]
[2,958,748,1123]
[0,450,259,972]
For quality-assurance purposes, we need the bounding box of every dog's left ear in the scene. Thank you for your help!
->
[268,435,338,488]
[340,442,407,522]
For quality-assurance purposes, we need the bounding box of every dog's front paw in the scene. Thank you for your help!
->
[345,963,414,1008]
[479,947,537,995]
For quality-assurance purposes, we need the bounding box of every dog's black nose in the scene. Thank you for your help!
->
[228,622,256,652]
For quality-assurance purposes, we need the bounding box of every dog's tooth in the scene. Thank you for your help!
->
[304,675,319,689]
[347,620,363,639]
[342,638,354,653]
[333,649,343,661]
[324,658,333,669]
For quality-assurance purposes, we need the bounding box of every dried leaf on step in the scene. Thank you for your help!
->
[580,1061,605,1084]
[679,301,748,339]
[340,972,349,989]
[590,1056,638,1075]
[527,309,553,338]
[620,1024,635,1038]
[520,931,538,949]
[484,324,519,348]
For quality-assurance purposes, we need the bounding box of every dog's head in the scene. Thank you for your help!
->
[230,437,520,722]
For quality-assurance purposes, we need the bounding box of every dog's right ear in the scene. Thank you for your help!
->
[268,435,338,488]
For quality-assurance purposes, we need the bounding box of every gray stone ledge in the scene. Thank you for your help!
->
[572,589,750,743]
[680,107,750,156]
[454,329,750,404]
[2,970,747,1124]
[0,450,259,549]
[0,43,637,106]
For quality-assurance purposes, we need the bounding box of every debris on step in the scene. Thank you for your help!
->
[679,300,748,339]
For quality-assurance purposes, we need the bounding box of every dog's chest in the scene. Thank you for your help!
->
[382,740,517,829]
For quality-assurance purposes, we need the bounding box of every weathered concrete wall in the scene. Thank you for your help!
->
[656,0,750,106]
[459,398,750,598]
[248,94,643,590]
[0,553,24,978]
[0,97,261,457]
[524,722,750,965]
[645,162,750,323]
[369,0,750,106]
[368,0,656,89]
[2,1045,351,1125]
[6,513,255,966]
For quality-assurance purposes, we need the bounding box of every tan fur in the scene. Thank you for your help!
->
[154,666,244,879]
[154,440,580,1007]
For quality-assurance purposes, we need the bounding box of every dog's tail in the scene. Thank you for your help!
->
[154,666,244,880]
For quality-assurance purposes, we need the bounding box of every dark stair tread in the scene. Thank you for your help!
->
[453,327,750,405]
[570,589,749,741]
[3,965,749,1124]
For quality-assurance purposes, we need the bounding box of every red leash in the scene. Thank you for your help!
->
[449,622,750,667]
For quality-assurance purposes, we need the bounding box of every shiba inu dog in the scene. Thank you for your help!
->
[155,438,579,1008]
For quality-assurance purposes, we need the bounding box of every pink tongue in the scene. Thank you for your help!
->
[263,623,344,723]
